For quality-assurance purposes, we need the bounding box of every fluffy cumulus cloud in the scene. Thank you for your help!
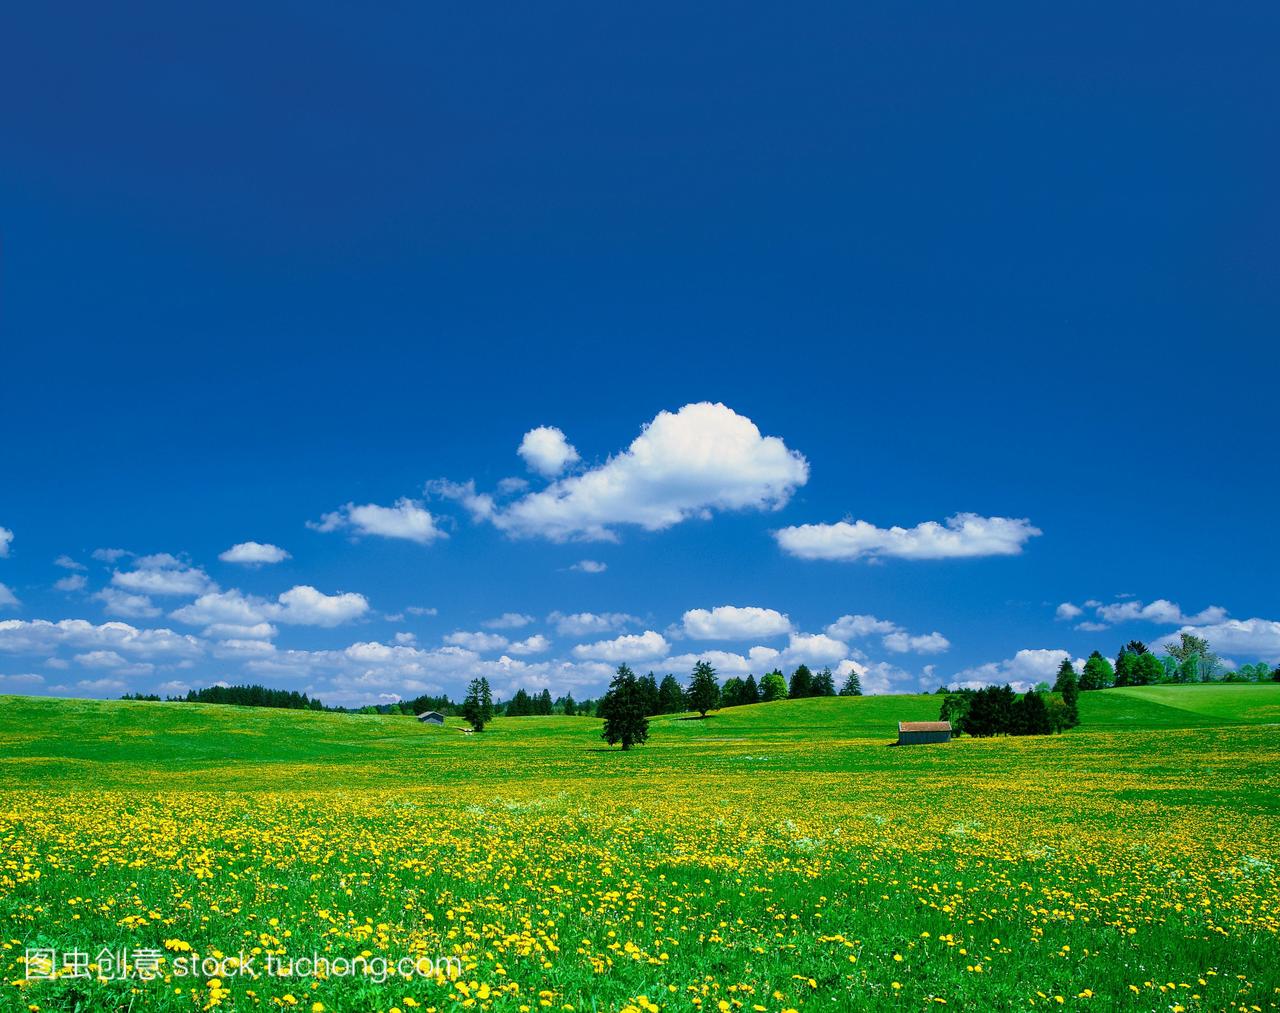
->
[483,613,534,630]
[663,649,759,676]
[0,583,21,608]
[54,574,87,592]
[111,554,215,597]
[219,542,290,565]
[882,630,951,654]
[490,403,808,541]
[949,648,1081,692]
[0,618,203,660]
[825,614,949,655]
[92,548,131,563]
[571,560,607,574]
[54,555,86,570]
[171,586,369,631]
[443,631,510,652]
[571,630,669,662]
[1088,598,1227,629]
[776,513,1041,562]
[310,499,446,545]
[517,426,581,478]
[681,606,792,640]
[548,611,640,637]
[0,526,12,557]
[94,588,161,619]
[506,634,551,656]
[1055,602,1083,620]
[1155,618,1280,664]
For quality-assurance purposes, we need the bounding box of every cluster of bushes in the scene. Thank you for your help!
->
[939,659,1080,737]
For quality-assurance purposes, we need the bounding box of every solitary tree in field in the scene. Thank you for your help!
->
[1052,658,1079,727]
[600,664,649,750]
[760,670,788,702]
[462,677,494,731]
[839,668,864,696]
[686,660,721,718]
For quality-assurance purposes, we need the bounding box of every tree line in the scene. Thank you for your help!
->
[1074,633,1279,689]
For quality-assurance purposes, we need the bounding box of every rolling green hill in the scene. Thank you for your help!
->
[2,684,1278,1012]
[0,683,1275,791]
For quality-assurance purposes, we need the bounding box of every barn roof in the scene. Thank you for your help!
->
[898,721,951,732]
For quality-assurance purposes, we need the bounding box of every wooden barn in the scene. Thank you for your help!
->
[417,710,445,725]
[897,720,952,745]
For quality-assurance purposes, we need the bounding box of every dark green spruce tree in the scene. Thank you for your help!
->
[600,664,649,751]
[686,660,721,717]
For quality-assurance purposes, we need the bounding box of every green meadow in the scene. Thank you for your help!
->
[0,686,1277,1011]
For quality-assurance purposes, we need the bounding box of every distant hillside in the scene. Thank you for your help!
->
[0,684,1275,791]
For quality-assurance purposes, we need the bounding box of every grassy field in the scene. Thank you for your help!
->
[0,686,1277,1011]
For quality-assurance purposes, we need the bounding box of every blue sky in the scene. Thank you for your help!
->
[1,3,1277,705]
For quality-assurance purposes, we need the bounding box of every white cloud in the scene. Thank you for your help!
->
[483,613,534,629]
[517,426,581,478]
[219,542,290,565]
[950,648,1081,692]
[54,555,86,570]
[548,611,640,637]
[157,680,191,694]
[0,618,203,660]
[776,632,850,667]
[76,677,127,694]
[506,634,551,656]
[1155,618,1280,665]
[663,649,756,676]
[882,631,951,654]
[825,614,899,639]
[405,605,438,617]
[0,583,19,608]
[1055,602,1083,620]
[1092,598,1227,628]
[212,638,277,658]
[92,548,131,563]
[55,574,87,592]
[393,631,416,646]
[171,585,369,630]
[74,649,127,668]
[681,606,792,640]
[571,560,607,574]
[572,630,669,662]
[826,614,949,655]
[310,498,446,545]
[491,403,808,541]
[111,554,215,597]
[443,631,509,652]
[776,513,1041,562]
[0,673,45,689]
[1075,621,1109,632]
[844,659,919,695]
[203,622,278,640]
[276,585,369,626]
[0,526,12,557]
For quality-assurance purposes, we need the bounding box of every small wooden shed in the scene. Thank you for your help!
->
[417,710,445,725]
[897,720,951,745]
